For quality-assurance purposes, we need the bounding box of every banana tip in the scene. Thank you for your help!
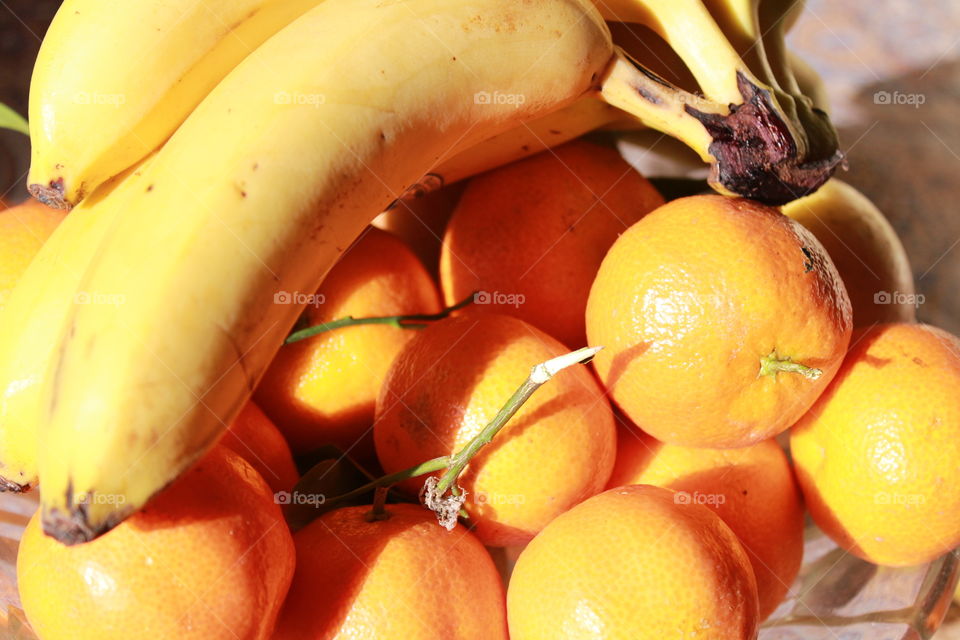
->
[41,500,131,546]
[0,475,30,493]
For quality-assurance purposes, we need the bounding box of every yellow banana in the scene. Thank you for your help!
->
[28,0,324,209]
[0,162,151,491]
[39,0,615,544]
[416,96,627,196]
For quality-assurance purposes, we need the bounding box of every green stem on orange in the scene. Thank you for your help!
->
[324,456,450,506]
[285,292,476,344]
[324,346,602,528]
[432,345,604,496]
[759,351,822,380]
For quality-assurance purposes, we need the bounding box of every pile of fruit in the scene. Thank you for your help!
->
[0,0,957,638]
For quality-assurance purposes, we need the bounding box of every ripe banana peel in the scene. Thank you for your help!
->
[38,0,615,544]
[28,0,325,209]
[0,162,149,492]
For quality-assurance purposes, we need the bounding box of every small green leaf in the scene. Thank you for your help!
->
[0,103,28,136]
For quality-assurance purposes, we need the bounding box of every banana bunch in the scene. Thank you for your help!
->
[0,0,843,543]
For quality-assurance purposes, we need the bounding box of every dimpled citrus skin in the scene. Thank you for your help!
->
[255,227,440,459]
[791,323,960,566]
[782,179,915,327]
[507,485,760,640]
[608,425,803,620]
[374,313,615,547]
[273,503,508,640]
[0,199,67,312]
[440,140,664,347]
[219,401,300,493]
[586,195,852,448]
[17,447,295,640]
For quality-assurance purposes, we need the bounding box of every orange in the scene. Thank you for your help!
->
[586,194,852,448]
[791,323,960,566]
[373,182,466,277]
[17,446,295,640]
[273,502,507,640]
[0,198,67,312]
[440,139,663,347]
[374,313,615,547]
[783,179,916,327]
[219,401,300,493]
[608,424,803,619]
[256,227,440,460]
[507,484,759,639]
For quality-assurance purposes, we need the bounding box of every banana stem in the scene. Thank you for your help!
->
[759,351,822,380]
[285,292,476,344]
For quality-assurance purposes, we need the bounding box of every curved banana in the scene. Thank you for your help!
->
[592,0,841,203]
[0,161,150,491]
[39,0,614,544]
[28,0,325,209]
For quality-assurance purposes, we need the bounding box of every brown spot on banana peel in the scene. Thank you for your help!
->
[28,178,76,210]
[685,72,843,206]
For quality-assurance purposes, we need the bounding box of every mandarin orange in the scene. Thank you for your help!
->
[17,447,294,640]
[374,313,615,547]
[220,401,299,493]
[609,424,803,619]
[791,323,960,566]
[507,484,759,639]
[586,194,852,448]
[273,502,507,640]
[440,140,663,347]
[256,227,440,460]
